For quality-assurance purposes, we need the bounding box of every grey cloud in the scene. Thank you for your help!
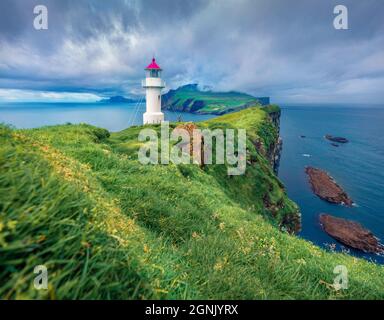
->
[0,0,383,103]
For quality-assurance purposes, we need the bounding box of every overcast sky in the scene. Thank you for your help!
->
[0,0,383,104]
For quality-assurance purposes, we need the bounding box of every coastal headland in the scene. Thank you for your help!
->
[1,105,383,299]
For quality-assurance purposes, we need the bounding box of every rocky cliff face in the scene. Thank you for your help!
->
[269,110,301,233]
[268,108,281,128]
[250,107,301,233]
[266,109,283,175]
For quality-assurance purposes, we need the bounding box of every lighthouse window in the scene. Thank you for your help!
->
[150,70,159,77]
[158,95,160,100]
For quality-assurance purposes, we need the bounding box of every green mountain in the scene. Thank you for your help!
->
[162,84,270,115]
[1,106,383,299]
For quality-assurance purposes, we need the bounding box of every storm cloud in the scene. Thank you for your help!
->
[0,0,383,103]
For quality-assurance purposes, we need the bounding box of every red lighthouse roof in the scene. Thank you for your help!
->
[145,58,162,70]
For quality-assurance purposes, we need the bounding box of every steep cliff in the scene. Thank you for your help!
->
[246,105,283,175]
[264,106,283,174]
[200,106,301,234]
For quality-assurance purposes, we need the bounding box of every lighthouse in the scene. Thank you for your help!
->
[142,58,165,124]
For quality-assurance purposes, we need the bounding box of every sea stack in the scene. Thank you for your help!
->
[305,167,353,206]
[319,214,384,253]
[325,135,349,143]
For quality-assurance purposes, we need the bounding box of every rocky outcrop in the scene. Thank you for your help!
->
[325,135,349,143]
[175,123,204,166]
[305,167,353,206]
[319,214,384,253]
[262,183,301,234]
[281,211,302,234]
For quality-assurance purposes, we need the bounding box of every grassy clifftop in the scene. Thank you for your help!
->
[1,106,383,299]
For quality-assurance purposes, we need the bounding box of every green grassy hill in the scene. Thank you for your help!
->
[162,84,269,114]
[1,106,383,299]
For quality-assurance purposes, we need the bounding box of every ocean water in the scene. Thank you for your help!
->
[279,106,384,264]
[0,102,213,132]
[1,102,383,263]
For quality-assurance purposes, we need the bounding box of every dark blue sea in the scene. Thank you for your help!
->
[279,105,384,264]
[0,102,213,131]
[1,102,383,263]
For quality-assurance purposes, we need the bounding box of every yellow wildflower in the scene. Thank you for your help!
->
[7,220,17,231]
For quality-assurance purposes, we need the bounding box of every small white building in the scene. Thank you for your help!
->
[142,58,165,124]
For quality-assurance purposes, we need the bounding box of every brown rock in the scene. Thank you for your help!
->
[325,135,349,143]
[319,214,384,253]
[175,123,204,166]
[305,167,353,206]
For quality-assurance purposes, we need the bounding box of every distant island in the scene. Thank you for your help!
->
[161,84,270,115]
[99,95,138,104]
[99,86,269,116]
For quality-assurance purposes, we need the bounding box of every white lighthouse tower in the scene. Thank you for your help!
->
[142,58,165,124]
